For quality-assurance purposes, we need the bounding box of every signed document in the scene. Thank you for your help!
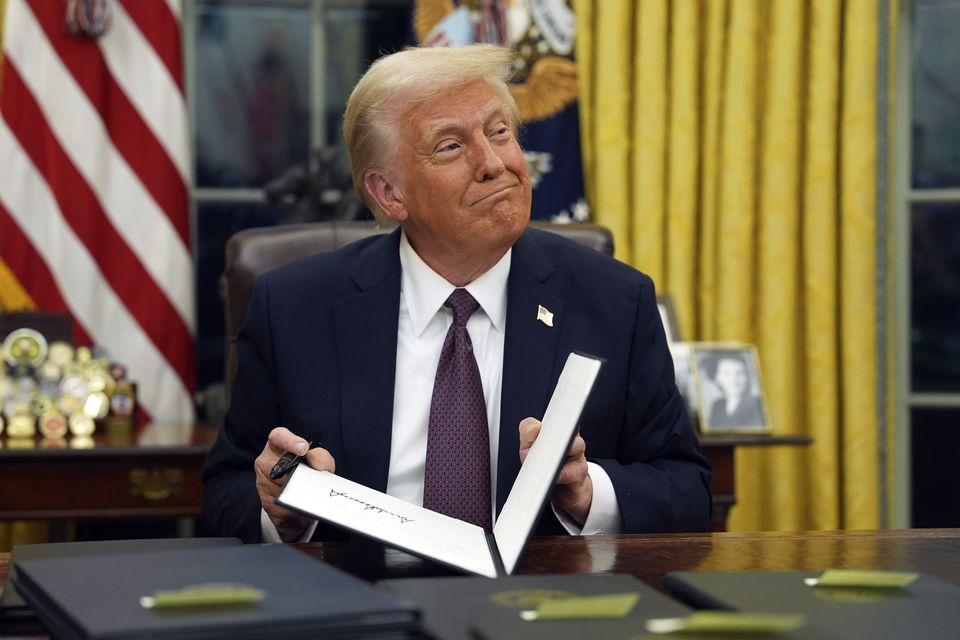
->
[277,352,603,578]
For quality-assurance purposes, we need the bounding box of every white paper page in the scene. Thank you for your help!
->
[493,352,603,574]
[277,466,498,578]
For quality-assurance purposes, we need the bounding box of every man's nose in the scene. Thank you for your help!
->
[473,137,505,181]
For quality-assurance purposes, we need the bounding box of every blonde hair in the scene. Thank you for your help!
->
[343,44,519,224]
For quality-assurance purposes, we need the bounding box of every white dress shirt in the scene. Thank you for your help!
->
[262,231,622,542]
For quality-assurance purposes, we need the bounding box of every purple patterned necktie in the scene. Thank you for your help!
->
[422,288,492,531]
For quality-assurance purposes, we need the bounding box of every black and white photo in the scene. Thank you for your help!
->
[693,344,769,434]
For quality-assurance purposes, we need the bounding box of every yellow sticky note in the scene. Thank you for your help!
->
[646,611,807,634]
[520,592,639,621]
[140,583,265,609]
[805,570,919,588]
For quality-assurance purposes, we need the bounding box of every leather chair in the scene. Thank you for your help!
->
[222,220,614,400]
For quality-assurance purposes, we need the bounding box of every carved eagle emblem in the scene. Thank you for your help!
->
[414,0,578,123]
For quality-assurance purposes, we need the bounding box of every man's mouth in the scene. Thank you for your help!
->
[471,184,516,206]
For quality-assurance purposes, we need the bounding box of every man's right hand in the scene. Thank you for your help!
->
[255,426,335,542]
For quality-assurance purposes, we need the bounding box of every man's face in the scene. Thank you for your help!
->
[714,358,748,396]
[380,80,531,275]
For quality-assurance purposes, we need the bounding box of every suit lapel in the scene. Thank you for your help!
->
[333,230,402,493]
[497,231,564,512]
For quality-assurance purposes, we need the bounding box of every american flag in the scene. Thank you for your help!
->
[0,0,194,425]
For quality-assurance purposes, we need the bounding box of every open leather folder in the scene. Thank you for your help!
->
[277,352,603,578]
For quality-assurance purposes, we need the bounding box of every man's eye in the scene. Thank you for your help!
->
[437,142,460,153]
[491,127,510,138]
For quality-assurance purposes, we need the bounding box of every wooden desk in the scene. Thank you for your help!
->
[0,427,807,530]
[279,529,960,590]
[2,529,959,611]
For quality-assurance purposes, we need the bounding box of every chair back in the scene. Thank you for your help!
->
[222,220,614,397]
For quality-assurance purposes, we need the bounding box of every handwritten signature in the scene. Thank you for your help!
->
[329,490,415,524]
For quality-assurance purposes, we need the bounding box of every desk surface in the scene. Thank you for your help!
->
[298,528,960,590]
[5,529,954,599]
[3,530,957,639]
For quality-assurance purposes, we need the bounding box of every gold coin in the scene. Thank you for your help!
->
[31,393,53,417]
[2,328,48,367]
[60,374,88,398]
[39,410,68,438]
[12,376,36,395]
[38,361,62,381]
[62,363,84,378]
[110,383,136,418]
[69,413,96,437]
[83,392,110,419]
[86,369,115,394]
[7,413,36,438]
[75,346,93,363]
[4,394,31,417]
[47,341,75,368]
[57,393,83,416]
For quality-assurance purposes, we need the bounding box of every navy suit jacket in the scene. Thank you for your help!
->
[202,227,712,542]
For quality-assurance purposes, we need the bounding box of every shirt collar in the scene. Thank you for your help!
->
[399,230,510,337]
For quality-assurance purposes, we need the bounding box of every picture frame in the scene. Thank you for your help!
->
[691,343,771,434]
[668,342,700,419]
[656,294,681,343]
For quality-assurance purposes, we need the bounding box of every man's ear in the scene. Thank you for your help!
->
[363,170,407,223]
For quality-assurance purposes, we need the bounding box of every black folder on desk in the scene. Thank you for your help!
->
[665,570,960,639]
[13,544,420,640]
[1,537,242,635]
[379,573,691,640]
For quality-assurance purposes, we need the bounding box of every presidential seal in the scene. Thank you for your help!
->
[414,0,578,123]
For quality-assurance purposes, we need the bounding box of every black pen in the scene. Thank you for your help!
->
[269,441,312,481]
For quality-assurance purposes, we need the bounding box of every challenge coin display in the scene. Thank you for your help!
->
[1,326,138,443]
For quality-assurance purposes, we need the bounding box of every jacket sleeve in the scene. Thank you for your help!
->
[590,276,713,532]
[202,277,280,542]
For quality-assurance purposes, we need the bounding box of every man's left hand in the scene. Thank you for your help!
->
[518,417,593,526]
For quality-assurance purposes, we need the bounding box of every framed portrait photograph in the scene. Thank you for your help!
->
[656,294,681,343]
[692,343,771,434]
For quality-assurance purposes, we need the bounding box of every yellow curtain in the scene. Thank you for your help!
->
[577,0,890,531]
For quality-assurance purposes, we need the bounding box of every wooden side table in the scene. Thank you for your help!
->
[700,434,812,531]
[0,424,216,521]
[0,425,809,533]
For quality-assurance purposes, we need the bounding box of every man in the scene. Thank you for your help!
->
[202,44,711,544]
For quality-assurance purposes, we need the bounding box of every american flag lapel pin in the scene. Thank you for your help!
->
[536,305,554,327]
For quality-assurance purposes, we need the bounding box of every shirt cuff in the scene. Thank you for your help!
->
[551,461,623,535]
[260,508,318,543]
